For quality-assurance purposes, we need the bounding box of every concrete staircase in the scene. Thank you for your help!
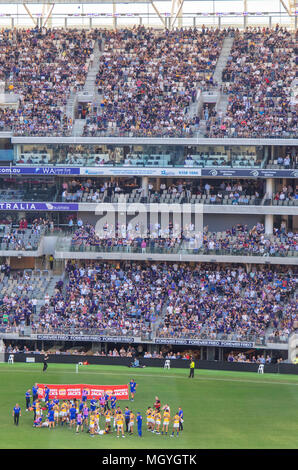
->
[72,119,86,137]
[213,36,234,86]
[32,274,64,323]
[214,35,234,118]
[197,119,207,137]
[82,41,102,96]
[151,298,171,338]
[71,40,104,136]
[65,90,77,123]
[192,35,234,136]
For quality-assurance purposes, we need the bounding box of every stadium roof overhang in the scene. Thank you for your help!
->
[0,0,293,10]
[0,0,193,29]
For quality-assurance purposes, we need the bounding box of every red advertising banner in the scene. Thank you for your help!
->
[37,384,129,400]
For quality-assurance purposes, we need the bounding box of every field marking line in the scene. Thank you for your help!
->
[1,366,298,387]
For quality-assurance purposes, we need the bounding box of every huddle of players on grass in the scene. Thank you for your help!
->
[28,385,121,435]
[25,381,183,437]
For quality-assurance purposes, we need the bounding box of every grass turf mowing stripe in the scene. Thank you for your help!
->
[1,363,298,387]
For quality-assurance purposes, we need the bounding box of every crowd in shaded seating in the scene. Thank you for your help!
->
[60,177,266,204]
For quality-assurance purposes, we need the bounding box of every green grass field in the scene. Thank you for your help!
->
[1,362,298,449]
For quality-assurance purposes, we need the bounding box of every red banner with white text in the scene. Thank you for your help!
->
[36,384,129,400]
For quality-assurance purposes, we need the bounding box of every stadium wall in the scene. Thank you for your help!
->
[5,354,298,375]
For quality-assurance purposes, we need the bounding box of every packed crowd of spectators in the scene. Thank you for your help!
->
[0,26,296,139]
[157,263,297,342]
[31,261,297,344]
[83,26,226,137]
[0,27,95,135]
[0,261,296,346]
[206,26,297,138]
[267,299,298,343]
[32,261,167,337]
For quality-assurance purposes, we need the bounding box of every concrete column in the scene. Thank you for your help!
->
[207,347,215,361]
[156,178,161,191]
[149,208,158,237]
[178,4,183,28]
[266,178,274,198]
[142,176,148,198]
[265,214,274,234]
[14,144,20,161]
[243,0,247,28]
[113,1,117,30]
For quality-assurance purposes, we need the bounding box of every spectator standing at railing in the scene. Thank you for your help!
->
[48,255,54,270]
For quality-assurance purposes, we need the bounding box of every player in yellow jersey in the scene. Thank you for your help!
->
[128,411,135,435]
[153,410,161,434]
[89,412,96,437]
[150,409,156,433]
[35,401,42,420]
[65,401,71,425]
[60,401,68,426]
[146,407,153,431]
[95,408,101,433]
[170,412,181,437]
[161,408,170,435]
[116,413,125,438]
[105,409,112,428]
[53,403,60,425]
[114,406,122,431]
